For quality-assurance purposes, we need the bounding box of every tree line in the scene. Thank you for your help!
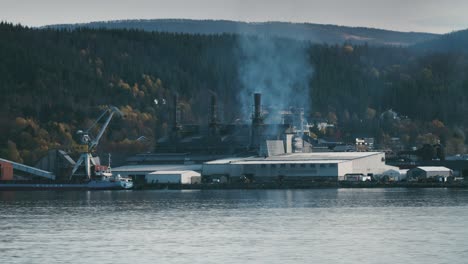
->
[1,22,467,164]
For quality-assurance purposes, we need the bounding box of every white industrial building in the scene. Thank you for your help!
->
[112,164,202,183]
[203,152,398,182]
[407,167,452,182]
[381,169,408,181]
[146,171,201,184]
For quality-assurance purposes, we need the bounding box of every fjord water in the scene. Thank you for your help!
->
[1,189,467,264]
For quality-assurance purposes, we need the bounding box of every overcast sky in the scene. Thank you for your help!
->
[2,0,468,33]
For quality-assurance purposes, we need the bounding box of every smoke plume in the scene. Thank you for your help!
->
[237,35,313,123]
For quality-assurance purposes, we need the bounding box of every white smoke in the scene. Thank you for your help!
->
[237,35,313,123]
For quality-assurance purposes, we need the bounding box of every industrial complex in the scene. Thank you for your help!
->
[203,152,396,182]
[1,92,467,188]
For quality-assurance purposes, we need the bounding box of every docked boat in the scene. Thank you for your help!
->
[92,157,134,190]
[86,177,133,190]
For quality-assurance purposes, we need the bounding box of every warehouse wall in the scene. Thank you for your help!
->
[202,163,243,177]
[338,161,353,180]
[241,163,339,178]
[146,172,201,184]
[202,152,397,181]
[351,153,397,176]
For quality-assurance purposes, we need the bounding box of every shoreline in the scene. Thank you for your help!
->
[136,181,468,190]
[1,180,467,191]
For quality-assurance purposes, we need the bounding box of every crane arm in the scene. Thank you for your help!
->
[71,106,123,180]
[89,106,123,151]
[85,108,110,134]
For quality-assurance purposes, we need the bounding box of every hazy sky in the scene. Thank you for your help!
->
[2,0,468,33]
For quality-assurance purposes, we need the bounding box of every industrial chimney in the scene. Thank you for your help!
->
[209,94,219,136]
[250,93,264,150]
[172,94,180,132]
[210,94,218,125]
[253,93,262,125]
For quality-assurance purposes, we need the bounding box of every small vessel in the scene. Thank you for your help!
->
[86,176,133,190]
[89,154,134,190]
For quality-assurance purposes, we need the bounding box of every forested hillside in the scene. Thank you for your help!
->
[1,22,467,164]
[414,28,468,53]
[49,19,438,46]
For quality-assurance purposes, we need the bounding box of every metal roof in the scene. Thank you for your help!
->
[148,170,201,176]
[414,166,452,172]
[235,160,348,165]
[260,152,382,161]
[205,152,383,165]
[112,164,202,173]
[205,157,255,165]
[0,158,55,180]
[126,153,237,163]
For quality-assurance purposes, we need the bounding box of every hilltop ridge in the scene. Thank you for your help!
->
[47,19,438,46]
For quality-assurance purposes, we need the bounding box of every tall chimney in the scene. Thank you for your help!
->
[172,94,179,131]
[251,93,264,150]
[254,93,262,123]
[210,95,218,125]
[209,94,219,136]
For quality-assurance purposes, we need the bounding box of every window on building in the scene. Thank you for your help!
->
[271,164,277,168]
[330,164,337,168]
[261,164,266,168]
[290,164,296,168]
[280,164,286,168]
[320,164,326,168]
[300,164,306,168]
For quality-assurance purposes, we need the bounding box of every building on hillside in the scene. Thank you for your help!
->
[355,138,374,151]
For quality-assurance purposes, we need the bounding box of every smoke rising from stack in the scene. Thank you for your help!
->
[237,36,313,123]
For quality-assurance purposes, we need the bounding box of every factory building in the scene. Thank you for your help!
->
[381,169,408,182]
[150,92,308,158]
[407,167,452,182]
[121,92,403,185]
[146,171,201,184]
[112,164,202,183]
[203,152,398,182]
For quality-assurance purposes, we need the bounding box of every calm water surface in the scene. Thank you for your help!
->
[1,188,468,264]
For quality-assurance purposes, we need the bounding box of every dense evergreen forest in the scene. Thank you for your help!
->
[1,22,467,165]
[49,19,438,46]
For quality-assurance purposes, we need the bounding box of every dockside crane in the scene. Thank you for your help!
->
[70,106,123,180]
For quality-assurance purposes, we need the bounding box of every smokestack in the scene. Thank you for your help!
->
[254,93,261,123]
[251,93,264,150]
[173,94,179,131]
[209,94,219,136]
[210,95,218,125]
